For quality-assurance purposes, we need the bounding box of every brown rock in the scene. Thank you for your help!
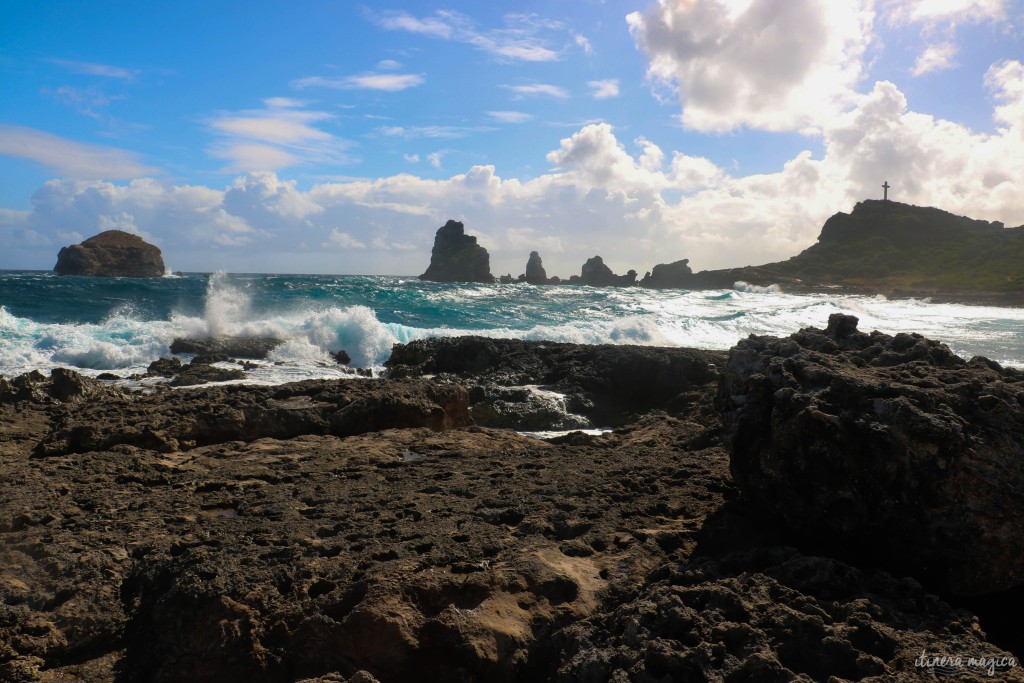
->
[54,230,165,278]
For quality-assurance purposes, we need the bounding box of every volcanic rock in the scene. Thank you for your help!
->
[54,230,165,278]
[718,313,1024,596]
[640,258,694,288]
[418,220,494,283]
[168,364,247,387]
[568,256,637,287]
[170,336,284,359]
[524,251,548,285]
[386,336,725,429]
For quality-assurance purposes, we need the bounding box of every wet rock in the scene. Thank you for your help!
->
[170,336,284,359]
[147,357,183,378]
[334,350,351,365]
[418,220,494,283]
[53,230,165,278]
[525,251,549,285]
[639,258,694,289]
[168,364,247,387]
[718,313,1024,596]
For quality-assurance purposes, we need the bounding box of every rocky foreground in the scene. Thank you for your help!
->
[1,316,1022,682]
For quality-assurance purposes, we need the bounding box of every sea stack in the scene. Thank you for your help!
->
[54,230,165,278]
[640,258,694,288]
[524,251,548,285]
[569,256,637,287]
[419,220,495,283]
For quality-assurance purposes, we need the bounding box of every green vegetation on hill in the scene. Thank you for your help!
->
[768,200,1024,292]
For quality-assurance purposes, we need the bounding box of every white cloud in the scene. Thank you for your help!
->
[44,58,139,80]
[371,10,562,62]
[376,125,494,139]
[487,110,534,123]
[207,101,353,171]
[504,83,570,99]
[627,0,874,132]
[292,73,425,92]
[8,67,1024,276]
[404,153,420,163]
[588,79,620,99]
[427,152,444,169]
[0,125,158,179]
[323,228,367,249]
[884,0,1007,26]
[377,59,403,70]
[911,42,959,75]
[574,33,594,55]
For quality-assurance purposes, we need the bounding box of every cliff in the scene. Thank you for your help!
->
[54,230,165,278]
[419,220,495,283]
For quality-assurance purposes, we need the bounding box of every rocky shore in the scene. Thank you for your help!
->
[2,316,1022,682]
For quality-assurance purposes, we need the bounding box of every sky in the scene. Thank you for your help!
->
[1,0,1022,277]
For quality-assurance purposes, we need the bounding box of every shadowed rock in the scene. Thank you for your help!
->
[524,251,548,285]
[418,220,494,283]
[718,313,1024,596]
[640,258,693,288]
[170,337,283,359]
[54,230,165,277]
[568,256,637,287]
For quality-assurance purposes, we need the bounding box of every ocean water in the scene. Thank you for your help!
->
[2,270,1023,383]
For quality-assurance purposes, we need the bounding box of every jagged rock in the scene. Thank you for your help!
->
[147,357,182,378]
[640,258,693,288]
[525,251,548,285]
[34,378,471,456]
[418,220,494,283]
[386,336,725,428]
[54,230,165,278]
[168,364,247,387]
[334,350,351,365]
[568,256,637,287]
[169,336,283,359]
[718,313,1024,596]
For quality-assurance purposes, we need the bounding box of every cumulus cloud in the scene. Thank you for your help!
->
[911,42,958,75]
[627,0,874,132]
[371,9,562,62]
[206,100,354,171]
[588,79,620,99]
[0,125,158,179]
[6,67,1024,276]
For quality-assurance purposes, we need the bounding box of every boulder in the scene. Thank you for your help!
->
[640,258,693,289]
[568,256,637,287]
[54,230,165,277]
[418,220,494,283]
[718,313,1024,596]
[524,251,548,285]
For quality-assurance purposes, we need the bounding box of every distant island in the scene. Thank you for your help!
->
[421,201,1024,305]
[54,230,165,278]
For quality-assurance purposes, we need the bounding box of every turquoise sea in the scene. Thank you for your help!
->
[2,270,1023,383]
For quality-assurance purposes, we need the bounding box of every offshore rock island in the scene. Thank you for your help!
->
[53,230,165,278]
[1,315,1022,681]
[429,201,1024,305]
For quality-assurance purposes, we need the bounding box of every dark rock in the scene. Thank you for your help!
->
[170,337,284,359]
[568,256,637,287]
[525,251,549,285]
[146,357,182,378]
[387,337,725,428]
[54,230,165,278]
[190,353,229,365]
[334,350,351,366]
[169,364,247,387]
[96,373,121,380]
[418,220,494,283]
[48,368,92,402]
[718,313,1024,596]
[34,378,471,456]
[639,258,693,288]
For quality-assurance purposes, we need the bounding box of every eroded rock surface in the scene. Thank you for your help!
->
[419,220,495,284]
[719,313,1024,596]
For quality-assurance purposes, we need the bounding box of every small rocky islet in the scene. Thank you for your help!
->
[2,315,1023,682]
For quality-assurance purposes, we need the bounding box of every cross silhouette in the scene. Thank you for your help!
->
[882,181,890,201]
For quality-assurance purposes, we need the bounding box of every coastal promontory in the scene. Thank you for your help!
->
[419,220,495,283]
[54,230,165,278]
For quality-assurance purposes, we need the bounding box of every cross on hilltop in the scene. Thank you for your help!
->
[882,181,890,201]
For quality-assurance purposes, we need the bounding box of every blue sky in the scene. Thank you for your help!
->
[1,0,1022,276]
